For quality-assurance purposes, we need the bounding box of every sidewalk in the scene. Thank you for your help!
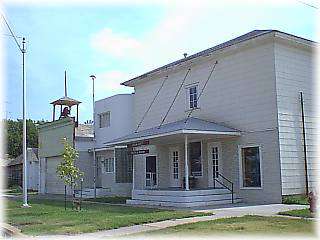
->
[30,204,309,239]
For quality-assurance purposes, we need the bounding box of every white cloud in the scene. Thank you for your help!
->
[89,0,314,75]
[90,28,142,58]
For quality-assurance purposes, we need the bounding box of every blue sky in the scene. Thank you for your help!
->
[2,0,318,122]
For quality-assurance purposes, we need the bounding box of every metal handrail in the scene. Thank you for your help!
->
[213,172,234,203]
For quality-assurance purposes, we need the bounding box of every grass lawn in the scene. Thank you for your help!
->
[85,196,129,204]
[282,195,309,205]
[144,215,315,236]
[5,199,209,236]
[279,208,314,218]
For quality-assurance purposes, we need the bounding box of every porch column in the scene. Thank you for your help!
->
[184,134,189,190]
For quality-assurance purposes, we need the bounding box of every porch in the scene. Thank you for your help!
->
[105,117,242,207]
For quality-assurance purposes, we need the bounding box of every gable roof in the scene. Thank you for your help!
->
[122,29,314,87]
[104,117,240,146]
[7,148,39,166]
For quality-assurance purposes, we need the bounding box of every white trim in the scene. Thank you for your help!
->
[185,81,200,87]
[169,146,180,187]
[105,130,240,146]
[98,111,111,128]
[189,140,203,178]
[99,152,115,174]
[145,154,158,188]
[88,147,115,152]
[238,144,263,190]
[185,83,199,110]
[207,142,222,187]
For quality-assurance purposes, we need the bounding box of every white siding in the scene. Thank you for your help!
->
[96,149,132,196]
[95,94,134,149]
[275,41,318,195]
[134,41,278,132]
[132,40,282,203]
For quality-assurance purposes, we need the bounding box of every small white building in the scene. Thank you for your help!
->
[7,148,39,191]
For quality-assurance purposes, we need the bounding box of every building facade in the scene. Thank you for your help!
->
[105,30,317,206]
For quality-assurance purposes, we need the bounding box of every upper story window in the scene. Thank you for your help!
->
[99,112,110,128]
[187,85,198,109]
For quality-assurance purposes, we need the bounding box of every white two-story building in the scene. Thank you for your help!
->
[92,94,134,196]
[104,30,317,207]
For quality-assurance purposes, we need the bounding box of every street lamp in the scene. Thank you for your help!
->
[89,75,96,198]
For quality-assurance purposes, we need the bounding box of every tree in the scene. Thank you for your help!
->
[57,138,83,187]
[5,119,46,158]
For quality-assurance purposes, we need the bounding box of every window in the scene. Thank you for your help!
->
[99,112,110,128]
[172,151,179,179]
[100,157,114,173]
[212,146,219,179]
[187,85,198,109]
[189,142,202,176]
[240,146,262,188]
[115,148,133,183]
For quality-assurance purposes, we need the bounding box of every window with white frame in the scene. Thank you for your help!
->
[99,112,110,128]
[100,157,114,173]
[172,151,179,179]
[240,146,262,188]
[187,85,198,109]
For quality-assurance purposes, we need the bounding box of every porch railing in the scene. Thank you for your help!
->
[146,172,157,187]
[213,172,234,203]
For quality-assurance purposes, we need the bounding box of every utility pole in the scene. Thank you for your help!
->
[22,37,29,207]
[1,14,29,207]
[90,75,96,198]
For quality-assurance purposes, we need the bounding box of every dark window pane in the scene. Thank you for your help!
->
[189,142,202,176]
[115,148,133,183]
[242,147,261,187]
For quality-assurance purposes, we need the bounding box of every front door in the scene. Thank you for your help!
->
[208,142,223,188]
[146,156,157,188]
[170,148,180,187]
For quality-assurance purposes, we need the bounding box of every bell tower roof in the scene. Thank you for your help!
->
[50,96,81,106]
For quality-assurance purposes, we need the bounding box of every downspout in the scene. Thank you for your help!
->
[300,91,309,195]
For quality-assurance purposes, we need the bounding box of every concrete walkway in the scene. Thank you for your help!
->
[30,204,309,239]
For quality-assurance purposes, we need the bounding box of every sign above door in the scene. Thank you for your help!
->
[129,149,150,155]
[128,140,150,148]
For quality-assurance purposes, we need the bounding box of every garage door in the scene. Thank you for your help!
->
[45,156,65,194]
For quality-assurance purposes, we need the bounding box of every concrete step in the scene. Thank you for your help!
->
[132,193,235,203]
[129,188,241,207]
[126,198,242,208]
[132,188,230,197]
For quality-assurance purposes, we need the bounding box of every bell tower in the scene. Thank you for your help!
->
[50,71,81,126]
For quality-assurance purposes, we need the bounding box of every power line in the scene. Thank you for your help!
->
[1,13,23,52]
[296,0,319,9]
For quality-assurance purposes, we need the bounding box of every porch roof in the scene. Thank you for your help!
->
[104,117,240,146]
